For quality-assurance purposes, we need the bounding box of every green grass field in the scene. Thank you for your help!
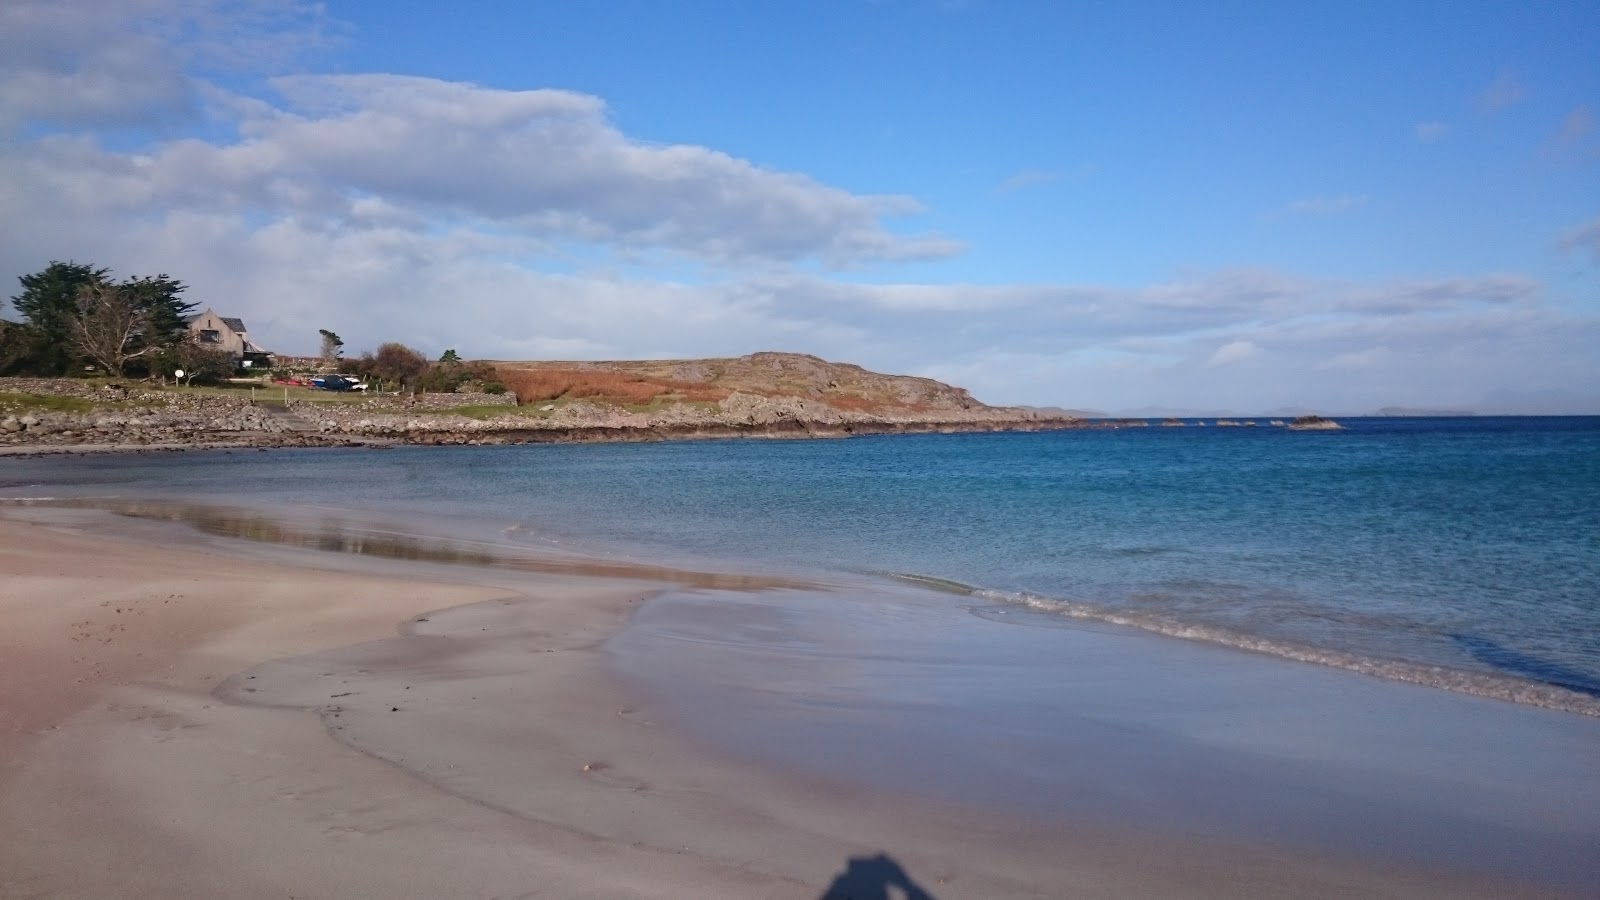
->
[0,392,95,414]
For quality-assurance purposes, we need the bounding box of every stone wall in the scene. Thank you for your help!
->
[0,376,1084,450]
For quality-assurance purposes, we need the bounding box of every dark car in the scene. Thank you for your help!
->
[311,374,366,392]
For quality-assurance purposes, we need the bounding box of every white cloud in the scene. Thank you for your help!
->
[5,181,1591,412]
[2,72,960,268]
[0,1,192,128]
[917,301,1599,413]
[0,0,331,130]
[1478,70,1525,112]
[785,268,1529,329]
[1414,121,1448,142]
[0,2,958,268]
[1557,105,1593,145]
[994,169,1059,194]
[1335,274,1537,313]
[1,0,1594,415]
[1319,347,1391,370]
[1558,216,1600,261]
[1207,340,1259,366]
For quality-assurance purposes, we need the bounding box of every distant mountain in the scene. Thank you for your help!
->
[1022,405,1107,419]
[1111,405,1244,419]
[1370,407,1478,417]
[1109,404,1332,419]
[1477,388,1600,416]
[492,351,988,415]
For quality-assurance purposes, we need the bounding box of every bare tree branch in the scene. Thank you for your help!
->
[68,281,154,376]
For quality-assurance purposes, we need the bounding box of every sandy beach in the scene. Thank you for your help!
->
[0,506,1580,898]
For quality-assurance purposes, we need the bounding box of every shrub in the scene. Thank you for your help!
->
[494,366,732,407]
[370,342,428,387]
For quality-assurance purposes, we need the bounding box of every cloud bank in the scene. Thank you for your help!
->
[2,0,1595,415]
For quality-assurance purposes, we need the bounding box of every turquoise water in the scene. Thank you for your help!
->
[5,416,1598,710]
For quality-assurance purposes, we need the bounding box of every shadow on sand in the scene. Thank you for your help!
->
[819,853,938,900]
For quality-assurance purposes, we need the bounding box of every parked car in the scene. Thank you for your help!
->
[310,374,368,392]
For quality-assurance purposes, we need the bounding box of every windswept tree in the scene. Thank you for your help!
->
[123,275,194,346]
[319,329,344,364]
[11,261,110,374]
[68,281,155,376]
[11,262,194,375]
[439,348,460,363]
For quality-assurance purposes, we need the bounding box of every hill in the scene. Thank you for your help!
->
[491,352,988,415]
[0,355,1084,452]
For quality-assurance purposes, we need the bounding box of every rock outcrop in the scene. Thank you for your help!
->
[0,369,1085,454]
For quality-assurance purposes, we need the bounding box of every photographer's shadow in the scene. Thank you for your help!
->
[819,852,938,900]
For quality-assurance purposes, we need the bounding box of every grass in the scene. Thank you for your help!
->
[440,404,551,420]
[282,393,376,406]
[821,392,883,413]
[167,383,370,404]
[620,396,721,414]
[0,391,94,413]
[141,382,374,408]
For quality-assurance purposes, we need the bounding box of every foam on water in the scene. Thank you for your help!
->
[959,583,1600,716]
[2,416,1597,716]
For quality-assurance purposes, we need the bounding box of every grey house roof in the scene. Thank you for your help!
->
[181,313,248,334]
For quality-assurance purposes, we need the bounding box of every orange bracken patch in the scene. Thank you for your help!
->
[495,367,730,407]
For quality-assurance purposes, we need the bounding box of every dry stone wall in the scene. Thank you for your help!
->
[0,376,1081,451]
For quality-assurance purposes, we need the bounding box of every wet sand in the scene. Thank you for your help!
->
[0,507,1578,898]
[612,586,1600,888]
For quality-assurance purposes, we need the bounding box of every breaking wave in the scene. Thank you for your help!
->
[888,574,1600,718]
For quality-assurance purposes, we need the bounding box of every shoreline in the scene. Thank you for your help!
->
[0,372,1092,457]
[0,417,1091,458]
[0,503,1574,897]
[14,488,1597,721]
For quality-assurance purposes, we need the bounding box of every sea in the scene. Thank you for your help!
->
[4,415,1596,712]
[7,416,1600,883]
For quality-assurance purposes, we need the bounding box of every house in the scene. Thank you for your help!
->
[186,308,275,370]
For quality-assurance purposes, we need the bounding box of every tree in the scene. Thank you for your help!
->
[439,348,460,363]
[369,342,428,388]
[0,320,41,376]
[67,281,155,376]
[12,261,109,374]
[11,262,194,376]
[151,336,236,385]
[418,356,499,393]
[121,275,195,346]
[319,329,344,364]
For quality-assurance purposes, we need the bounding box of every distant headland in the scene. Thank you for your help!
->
[0,352,1090,454]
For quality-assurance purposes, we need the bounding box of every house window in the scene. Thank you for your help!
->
[200,329,220,343]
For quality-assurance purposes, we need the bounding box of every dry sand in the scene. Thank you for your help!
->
[0,512,1559,898]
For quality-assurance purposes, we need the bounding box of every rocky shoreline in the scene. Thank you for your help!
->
[0,378,1088,456]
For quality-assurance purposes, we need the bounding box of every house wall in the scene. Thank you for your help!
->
[187,310,249,356]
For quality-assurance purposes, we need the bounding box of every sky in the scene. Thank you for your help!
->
[2,0,1597,414]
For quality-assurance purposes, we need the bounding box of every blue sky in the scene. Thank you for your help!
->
[3,0,1597,413]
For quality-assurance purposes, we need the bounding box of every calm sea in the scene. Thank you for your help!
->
[4,416,1598,711]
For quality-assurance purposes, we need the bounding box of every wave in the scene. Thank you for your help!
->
[886,574,1600,718]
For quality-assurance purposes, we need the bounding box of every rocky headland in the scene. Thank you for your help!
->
[0,353,1087,454]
